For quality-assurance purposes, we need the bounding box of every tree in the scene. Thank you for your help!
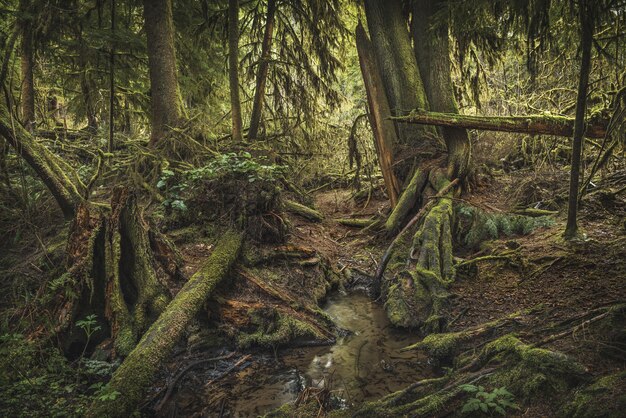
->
[143,0,184,146]
[18,0,35,131]
[412,0,471,180]
[247,0,276,141]
[564,0,595,239]
[363,0,436,182]
[228,0,243,142]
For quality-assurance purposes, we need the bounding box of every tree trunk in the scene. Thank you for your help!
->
[76,25,99,131]
[248,0,276,141]
[412,0,471,180]
[355,21,400,207]
[143,0,183,146]
[19,0,35,132]
[89,230,243,417]
[565,2,594,239]
[392,110,607,139]
[363,0,436,182]
[0,102,83,218]
[228,0,243,142]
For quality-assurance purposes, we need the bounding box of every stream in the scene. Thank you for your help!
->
[169,291,435,417]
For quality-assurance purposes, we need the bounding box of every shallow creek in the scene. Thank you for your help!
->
[170,291,435,417]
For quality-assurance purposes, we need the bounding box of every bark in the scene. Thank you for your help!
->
[355,21,400,207]
[19,7,35,132]
[143,0,183,146]
[89,230,243,417]
[392,110,607,139]
[0,102,83,218]
[565,2,594,239]
[412,0,471,180]
[363,0,437,182]
[228,0,243,142]
[248,0,276,141]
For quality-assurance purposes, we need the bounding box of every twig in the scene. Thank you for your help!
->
[204,354,252,388]
[154,352,235,411]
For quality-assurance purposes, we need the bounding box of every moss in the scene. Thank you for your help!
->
[284,199,324,222]
[561,372,626,418]
[238,308,324,349]
[480,335,588,401]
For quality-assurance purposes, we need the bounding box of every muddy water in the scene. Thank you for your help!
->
[226,292,434,417]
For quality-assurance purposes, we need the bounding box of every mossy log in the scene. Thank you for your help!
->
[89,230,243,417]
[334,217,377,228]
[0,102,84,218]
[284,199,324,222]
[392,109,608,139]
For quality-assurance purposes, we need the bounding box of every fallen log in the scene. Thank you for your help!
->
[391,110,608,139]
[89,230,243,417]
[284,199,324,222]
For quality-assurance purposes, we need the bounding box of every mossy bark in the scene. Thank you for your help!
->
[89,230,243,417]
[363,0,437,183]
[383,171,455,330]
[143,0,184,145]
[384,167,428,234]
[0,102,84,218]
[412,0,471,180]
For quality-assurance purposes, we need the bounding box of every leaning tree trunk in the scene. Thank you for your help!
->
[412,0,471,180]
[143,0,183,146]
[228,0,244,142]
[19,7,36,132]
[0,102,84,218]
[247,0,276,141]
[565,1,594,239]
[89,230,243,417]
[355,21,400,207]
[363,0,437,183]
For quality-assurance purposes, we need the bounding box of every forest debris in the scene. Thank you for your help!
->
[204,354,252,387]
[284,199,324,222]
[89,231,243,418]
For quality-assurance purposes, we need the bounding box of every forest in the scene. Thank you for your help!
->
[0,0,625,416]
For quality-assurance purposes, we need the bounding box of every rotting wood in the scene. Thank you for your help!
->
[392,110,608,139]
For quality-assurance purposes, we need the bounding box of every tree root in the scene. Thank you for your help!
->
[379,171,459,329]
[284,199,324,222]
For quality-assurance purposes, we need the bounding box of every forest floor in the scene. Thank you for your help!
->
[1,156,624,417]
[143,165,626,417]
